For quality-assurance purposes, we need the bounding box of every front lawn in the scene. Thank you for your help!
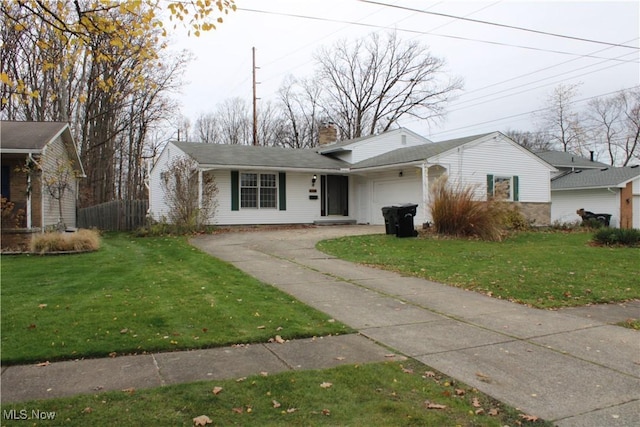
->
[1,234,350,365]
[0,360,550,427]
[317,231,639,309]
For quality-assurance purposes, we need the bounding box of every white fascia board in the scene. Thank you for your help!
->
[0,148,43,154]
[198,164,345,173]
[350,160,425,173]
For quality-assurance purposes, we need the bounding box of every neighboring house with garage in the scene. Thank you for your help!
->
[549,165,640,228]
[1,121,85,231]
[536,150,640,228]
[149,127,556,227]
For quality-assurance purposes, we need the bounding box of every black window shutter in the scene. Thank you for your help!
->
[231,170,239,211]
[513,175,519,201]
[278,172,286,211]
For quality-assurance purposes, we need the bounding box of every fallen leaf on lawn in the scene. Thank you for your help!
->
[38,304,47,309]
[424,401,447,409]
[82,407,93,414]
[475,408,485,415]
[274,335,285,344]
[276,326,283,331]
[121,387,135,395]
[260,371,269,376]
[455,388,466,396]
[36,361,50,367]
[120,328,128,334]
[109,352,117,358]
[257,325,265,329]
[212,386,223,395]
[28,324,37,329]
[236,377,247,382]
[272,400,281,408]
[320,382,333,388]
[322,408,331,416]
[232,407,243,414]
[401,367,414,374]
[193,415,212,425]
[488,408,499,416]
[286,408,297,413]
[472,397,481,408]
[520,413,539,422]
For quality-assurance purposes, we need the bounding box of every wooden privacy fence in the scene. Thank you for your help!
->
[78,200,148,231]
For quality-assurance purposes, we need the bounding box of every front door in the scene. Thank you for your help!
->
[321,175,348,216]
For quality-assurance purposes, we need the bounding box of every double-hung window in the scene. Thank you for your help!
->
[487,174,519,201]
[240,172,277,208]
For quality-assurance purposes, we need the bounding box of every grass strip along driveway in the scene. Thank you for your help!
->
[317,231,639,309]
[1,234,350,365]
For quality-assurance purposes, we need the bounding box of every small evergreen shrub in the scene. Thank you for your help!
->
[504,207,529,231]
[31,229,101,253]
[592,228,640,247]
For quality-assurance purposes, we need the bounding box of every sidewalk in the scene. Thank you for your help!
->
[2,225,639,426]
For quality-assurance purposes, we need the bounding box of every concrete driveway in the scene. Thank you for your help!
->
[191,225,640,427]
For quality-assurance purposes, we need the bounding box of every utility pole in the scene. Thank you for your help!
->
[252,47,259,146]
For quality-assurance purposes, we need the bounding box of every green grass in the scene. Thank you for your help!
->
[1,234,350,365]
[0,360,550,426]
[317,231,639,309]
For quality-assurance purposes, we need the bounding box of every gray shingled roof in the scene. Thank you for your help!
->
[1,121,68,151]
[350,133,493,169]
[551,166,640,190]
[536,150,607,169]
[173,142,350,170]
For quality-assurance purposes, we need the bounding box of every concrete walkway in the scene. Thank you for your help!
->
[2,225,639,426]
[188,225,640,427]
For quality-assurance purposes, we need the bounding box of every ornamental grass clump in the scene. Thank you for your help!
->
[428,175,509,241]
[31,229,101,254]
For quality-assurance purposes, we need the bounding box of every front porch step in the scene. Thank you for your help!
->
[313,219,358,226]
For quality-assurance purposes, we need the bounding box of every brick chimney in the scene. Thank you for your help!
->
[318,122,338,145]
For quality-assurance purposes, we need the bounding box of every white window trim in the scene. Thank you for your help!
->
[240,171,278,209]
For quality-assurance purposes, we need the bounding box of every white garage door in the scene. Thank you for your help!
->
[371,177,422,225]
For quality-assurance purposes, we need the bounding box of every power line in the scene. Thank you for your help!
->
[236,7,634,63]
[359,0,640,51]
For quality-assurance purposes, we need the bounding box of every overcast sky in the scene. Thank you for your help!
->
[170,0,639,142]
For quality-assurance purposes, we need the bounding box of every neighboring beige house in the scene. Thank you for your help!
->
[1,121,84,231]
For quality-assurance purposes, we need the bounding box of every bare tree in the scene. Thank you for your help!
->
[160,156,218,229]
[194,112,221,143]
[314,31,463,139]
[538,83,586,154]
[617,88,640,166]
[277,75,324,148]
[503,129,553,152]
[586,88,640,166]
[217,97,251,145]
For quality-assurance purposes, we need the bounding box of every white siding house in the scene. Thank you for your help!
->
[550,167,640,228]
[149,129,556,227]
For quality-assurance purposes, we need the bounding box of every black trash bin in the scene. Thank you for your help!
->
[381,206,398,235]
[396,203,418,237]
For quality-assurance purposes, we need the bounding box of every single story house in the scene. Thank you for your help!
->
[536,150,640,228]
[550,166,640,228]
[1,120,85,231]
[149,127,556,227]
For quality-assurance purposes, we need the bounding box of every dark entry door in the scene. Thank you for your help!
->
[321,175,348,216]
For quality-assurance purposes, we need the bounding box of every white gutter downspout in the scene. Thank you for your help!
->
[26,153,33,229]
[421,162,428,225]
[198,169,203,211]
